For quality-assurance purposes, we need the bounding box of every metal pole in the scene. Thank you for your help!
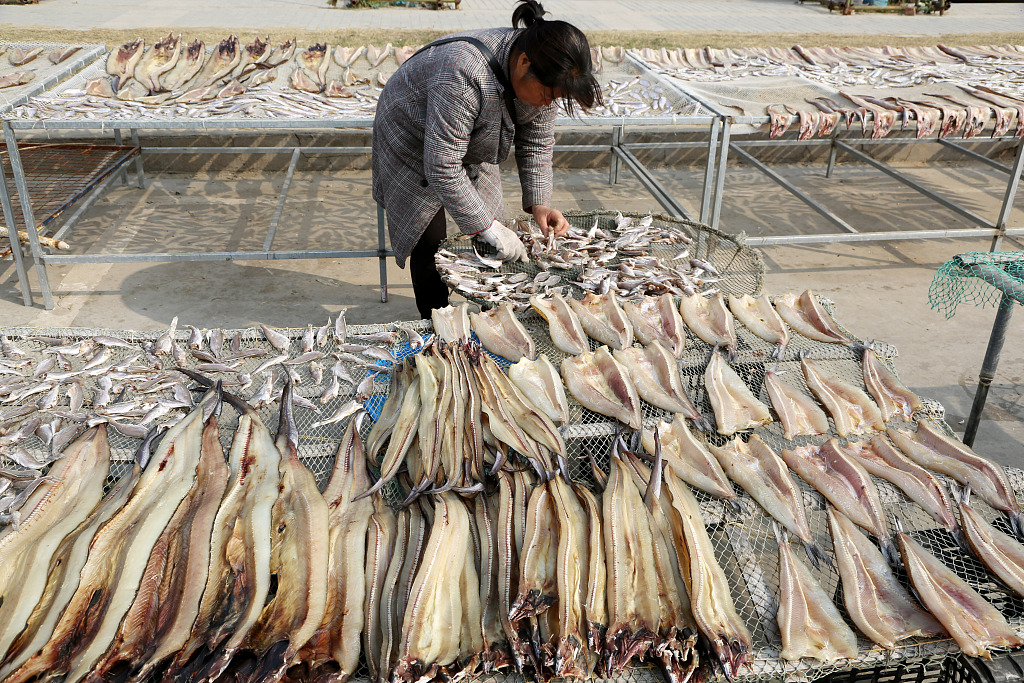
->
[0,156,32,306]
[377,204,389,303]
[263,148,301,251]
[3,122,54,310]
[113,129,129,185]
[730,143,859,234]
[835,141,993,228]
[609,125,622,185]
[711,119,731,230]
[130,129,145,188]
[825,135,839,178]
[699,116,721,225]
[963,293,1014,447]
[992,140,1024,253]
[937,138,1014,174]
[611,146,689,219]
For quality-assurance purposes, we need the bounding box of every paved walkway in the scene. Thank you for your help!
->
[0,0,1021,35]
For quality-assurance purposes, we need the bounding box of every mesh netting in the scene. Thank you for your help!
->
[929,251,1024,319]
[439,210,765,306]
[0,42,105,114]
[0,294,1017,683]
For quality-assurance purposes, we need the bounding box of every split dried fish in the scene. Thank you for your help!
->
[704,350,771,435]
[802,356,884,437]
[561,346,642,430]
[775,291,850,345]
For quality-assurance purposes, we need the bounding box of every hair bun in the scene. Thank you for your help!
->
[512,0,546,28]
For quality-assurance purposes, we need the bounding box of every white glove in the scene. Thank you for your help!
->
[477,219,528,263]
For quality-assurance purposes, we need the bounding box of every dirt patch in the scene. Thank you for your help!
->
[1,25,1021,50]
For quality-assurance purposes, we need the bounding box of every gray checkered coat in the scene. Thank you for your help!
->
[372,28,557,268]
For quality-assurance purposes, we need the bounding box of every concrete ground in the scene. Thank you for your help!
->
[1,147,1021,464]
[1,0,1022,36]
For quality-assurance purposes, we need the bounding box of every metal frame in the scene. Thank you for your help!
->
[2,69,723,309]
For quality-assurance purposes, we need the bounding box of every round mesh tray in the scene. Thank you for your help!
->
[438,210,765,306]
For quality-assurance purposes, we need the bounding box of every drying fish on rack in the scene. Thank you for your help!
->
[763,367,829,440]
[774,290,850,345]
[959,490,1024,598]
[704,350,771,435]
[641,415,735,501]
[801,356,885,437]
[728,294,788,355]
[898,527,1023,658]
[781,439,895,563]
[569,291,634,350]
[561,346,642,430]
[508,354,569,424]
[889,420,1024,537]
[664,465,751,679]
[679,292,737,359]
[844,435,963,546]
[710,435,829,568]
[624,293,687,357]
[469,303,536,362]
[531,293,590,356]
[613,341,705,426]
[827,509,944,650]
[861,343,923,422]
[431,303,471,344]
[774,526,858,664]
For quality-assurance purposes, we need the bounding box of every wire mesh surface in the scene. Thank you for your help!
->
[0,42,105,114]
[929,251,1024,318]
[0,143,139,236]
[6,44,707,127]
[1,295,1020,683]
[438,210,765,305]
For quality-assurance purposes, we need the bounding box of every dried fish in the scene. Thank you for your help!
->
[561,346,642,429]
[705,350,771,435]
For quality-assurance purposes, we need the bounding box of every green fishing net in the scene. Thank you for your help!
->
[928,250,1024,319]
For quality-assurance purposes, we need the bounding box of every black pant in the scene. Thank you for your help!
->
[409,208,450,320]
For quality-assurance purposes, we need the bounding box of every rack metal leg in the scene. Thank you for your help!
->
[131,130,145,189]
[377,204,388,303]
[825,136,839,178]
[264,148,300,251]
[992,140,1024,253]
[963,293,1014,447]
[0,159,32,306]
[113,129,129,186]
[699,117,721,225]
[730,143,859,234]
[3,122,54,310]
[608,126,623,185]
[710,119,731,230]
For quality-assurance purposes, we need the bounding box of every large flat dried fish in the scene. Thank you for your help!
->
[105,39,145,88]
[828,509,943,649]
[532,293,590,356]
[782,439,895,562]
[665,469,750,678]
[960,496,1024,598]
[508,354,569,423]
[846,435,962,544]
[161,39,205,92]
[704,351,771,435]
[642,415,734,500]
[728,294,788,350]
[899,529,1021,658]
[569,291,634,350]
[775,291,850,344]
[614,341,703,424]
[561,346,642,429]
[862,345,922,422]
[711,435,827,567]
[432,303,471,344]
[764,368,829,439]
[802,357,884,437]
[623,294,687,357]
[134,33,182,92]
[889,420,1024,535]
[470,302,536,362]
[776,534,857,663]
[679,292,737,357]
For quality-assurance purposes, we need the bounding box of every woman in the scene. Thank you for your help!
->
[372,0,602,319]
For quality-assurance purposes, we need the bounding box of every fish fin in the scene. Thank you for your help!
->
[771,520,789,546]
[275,375,299,456]
[643,425,664,509]
[586,444,607,492]
[804,541,833,572]
[135,423,167,469]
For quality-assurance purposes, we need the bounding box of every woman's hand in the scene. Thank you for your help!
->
[531,205,570,237]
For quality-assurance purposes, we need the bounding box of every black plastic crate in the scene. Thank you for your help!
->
[952,651,1024,683]
[815,656,950,683]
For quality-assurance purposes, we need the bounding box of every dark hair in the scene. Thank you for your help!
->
[511,0,602,117]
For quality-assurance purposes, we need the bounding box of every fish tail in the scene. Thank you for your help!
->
[879,537,901,569]
[803,540,833,571]
[1009,510,1024,541]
